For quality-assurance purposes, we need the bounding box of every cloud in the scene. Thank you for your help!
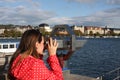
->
[0,0,40,8]
[40,17,75,25]
[0,5,119,28]
[0,0,19,3]
[0,0,55,25]
[107,0,120,5]
[0,0,120,28]
[72,7,120,27]
[40,7,120,28]
[66,0,98,3]
[66,0,120,5]
[0,6,56,25]
[26,0,40,8]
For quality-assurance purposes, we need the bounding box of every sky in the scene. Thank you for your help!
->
[0,0,120,28]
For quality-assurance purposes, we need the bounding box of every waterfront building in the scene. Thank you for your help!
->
[0,25,32,35]
[14,25,33,33]
[0,28,5,34]
[112,28,120,34]
[39,23,52,32]
[0,26,15,35]
[0,24,120,37]
[84,26,104,35]
[72,25,85,34]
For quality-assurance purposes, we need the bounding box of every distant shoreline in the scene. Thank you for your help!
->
[0,36,120,39]
[0,37,21,39]
[77,36,120,38]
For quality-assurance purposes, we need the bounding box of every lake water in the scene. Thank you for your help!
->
[67,38,120,79]
[0,38,120,79]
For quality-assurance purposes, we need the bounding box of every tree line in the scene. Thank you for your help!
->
[0,29,22,37]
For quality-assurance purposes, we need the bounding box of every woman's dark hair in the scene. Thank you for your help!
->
[8,29,42,79]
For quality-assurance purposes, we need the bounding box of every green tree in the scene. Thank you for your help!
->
[94,32,100,36]
[3,29,22,37]
[89,31,93,36]
[4,29,10,37]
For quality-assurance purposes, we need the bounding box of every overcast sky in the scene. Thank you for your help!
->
[0,0,120,28]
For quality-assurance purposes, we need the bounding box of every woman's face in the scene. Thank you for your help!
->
[36,36,44,55]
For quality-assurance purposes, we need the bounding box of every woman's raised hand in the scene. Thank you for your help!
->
[47,38,58,56]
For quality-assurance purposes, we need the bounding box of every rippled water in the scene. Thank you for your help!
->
[67,38,120,78]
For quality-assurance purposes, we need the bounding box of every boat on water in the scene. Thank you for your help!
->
[0,42,19,67]
[0,42,19,55]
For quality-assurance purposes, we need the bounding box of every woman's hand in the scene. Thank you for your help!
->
[47,38,58,56]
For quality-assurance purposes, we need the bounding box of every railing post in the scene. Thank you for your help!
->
[117,69,119,80]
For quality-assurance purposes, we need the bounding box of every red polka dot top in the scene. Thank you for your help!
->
[10,55,64,80]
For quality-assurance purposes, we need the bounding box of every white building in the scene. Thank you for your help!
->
[113,28,120,34]
[14,25,32,33]
[72,25,85,34]
[0,28,5,34]
[84,26,104,35]
[39,23,52,32]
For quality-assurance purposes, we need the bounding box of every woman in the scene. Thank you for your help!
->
[8,29,63,80]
